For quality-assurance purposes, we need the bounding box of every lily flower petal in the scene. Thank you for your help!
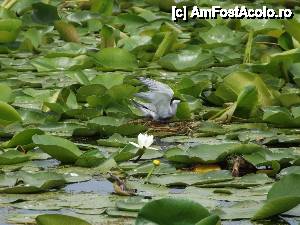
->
[137,133,145,147]
[129,142,140,148]
[144,135,154,148]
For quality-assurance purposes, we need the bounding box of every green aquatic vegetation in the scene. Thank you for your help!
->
[136,198,220,225]
[0,0,300,224]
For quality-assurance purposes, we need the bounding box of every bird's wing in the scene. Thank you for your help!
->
[135,92,171,108]
[132,100,157,119]
[139,77,174,98]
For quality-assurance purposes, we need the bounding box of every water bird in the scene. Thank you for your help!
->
[133,77,180,121]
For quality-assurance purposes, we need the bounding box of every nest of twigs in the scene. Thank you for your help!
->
[130,119,200,137]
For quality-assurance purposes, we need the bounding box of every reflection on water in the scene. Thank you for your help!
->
[169,188,185,194]
[0,208,10,225]
[64,179,114,195]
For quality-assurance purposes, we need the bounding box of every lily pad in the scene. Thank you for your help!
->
[149,170,233,186]
[0,18,22,43]
[93,48,138,71]
[36,214,91,225]
[165,143,263,164]
[32,135,83,164]
[159,49,214,72]
[0,101,22,126]
[0,150,30,165]
[3,128,44,149]
[87,116,147,137]
[0,171,66,194]
[252,173,300,220]
[135,198,219,225]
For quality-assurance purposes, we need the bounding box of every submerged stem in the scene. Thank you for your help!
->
[244,30,254,64]
[144,166,155,183]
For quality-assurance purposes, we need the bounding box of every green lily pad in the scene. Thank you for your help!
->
[159,49,214,72]
[135,198,219,225]
[0,150,30,165]
[116,197,150,212]
[87,116,147,137]
[252,174,300,220]
[93,48,138,71]
[32,135,83,164]
[199,173,273,188]
[90,74,125,89]
[36,214,91,225]
[149,170,233,186]
[3,128,44,149]
[128,162,176,177]
[30,56,93,72]
[0,83,12,102]
[97,133,134,147]
[165,143,263,164]
[0,171,66,194]
[75,149,106,168]
[262,106,300,127]
[200,25,244,45]
[32,3,59,25]
[215,71,275,106]
[0,18,22,43]
[0,101,22,126]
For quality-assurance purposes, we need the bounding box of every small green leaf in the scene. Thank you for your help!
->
[0,101,22,126]
[92,48,138,71]
[32,135,82,164]
[36,214,91,225]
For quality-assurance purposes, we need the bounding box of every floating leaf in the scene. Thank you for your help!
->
[36,214,91,225]
[0,171,66,194]
[0,83,12,102]
[90,0,113,16]
[0,150,30,165]
[165,143,263,164]
[93,48,138,71]
[75,149,106,168]
[136,198,220,225]
[87,116,147,137]
[32,135,83,164]
[32,3,59,25]
[252,174,300,220]
[159,49,214,72]
[30,56,92,72]
[3,128,44,149]
[285,19,300,43]
[90,74,125,89]
[0,101,22,126]
[215,71,274,106]
[149,170,232,186]
[0,18,22,43]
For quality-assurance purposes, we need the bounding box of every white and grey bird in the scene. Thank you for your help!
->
[133,77,180,121]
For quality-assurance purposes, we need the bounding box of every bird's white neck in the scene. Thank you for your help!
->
[170,101,180,114]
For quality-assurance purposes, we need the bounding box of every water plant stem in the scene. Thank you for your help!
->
[244,30,254,64]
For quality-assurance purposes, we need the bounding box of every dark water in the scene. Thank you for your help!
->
[64,179,114,194]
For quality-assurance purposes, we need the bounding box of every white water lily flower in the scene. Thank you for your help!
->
[129,133,158,150]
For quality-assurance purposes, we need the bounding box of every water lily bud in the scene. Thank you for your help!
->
[153,159,160,166]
